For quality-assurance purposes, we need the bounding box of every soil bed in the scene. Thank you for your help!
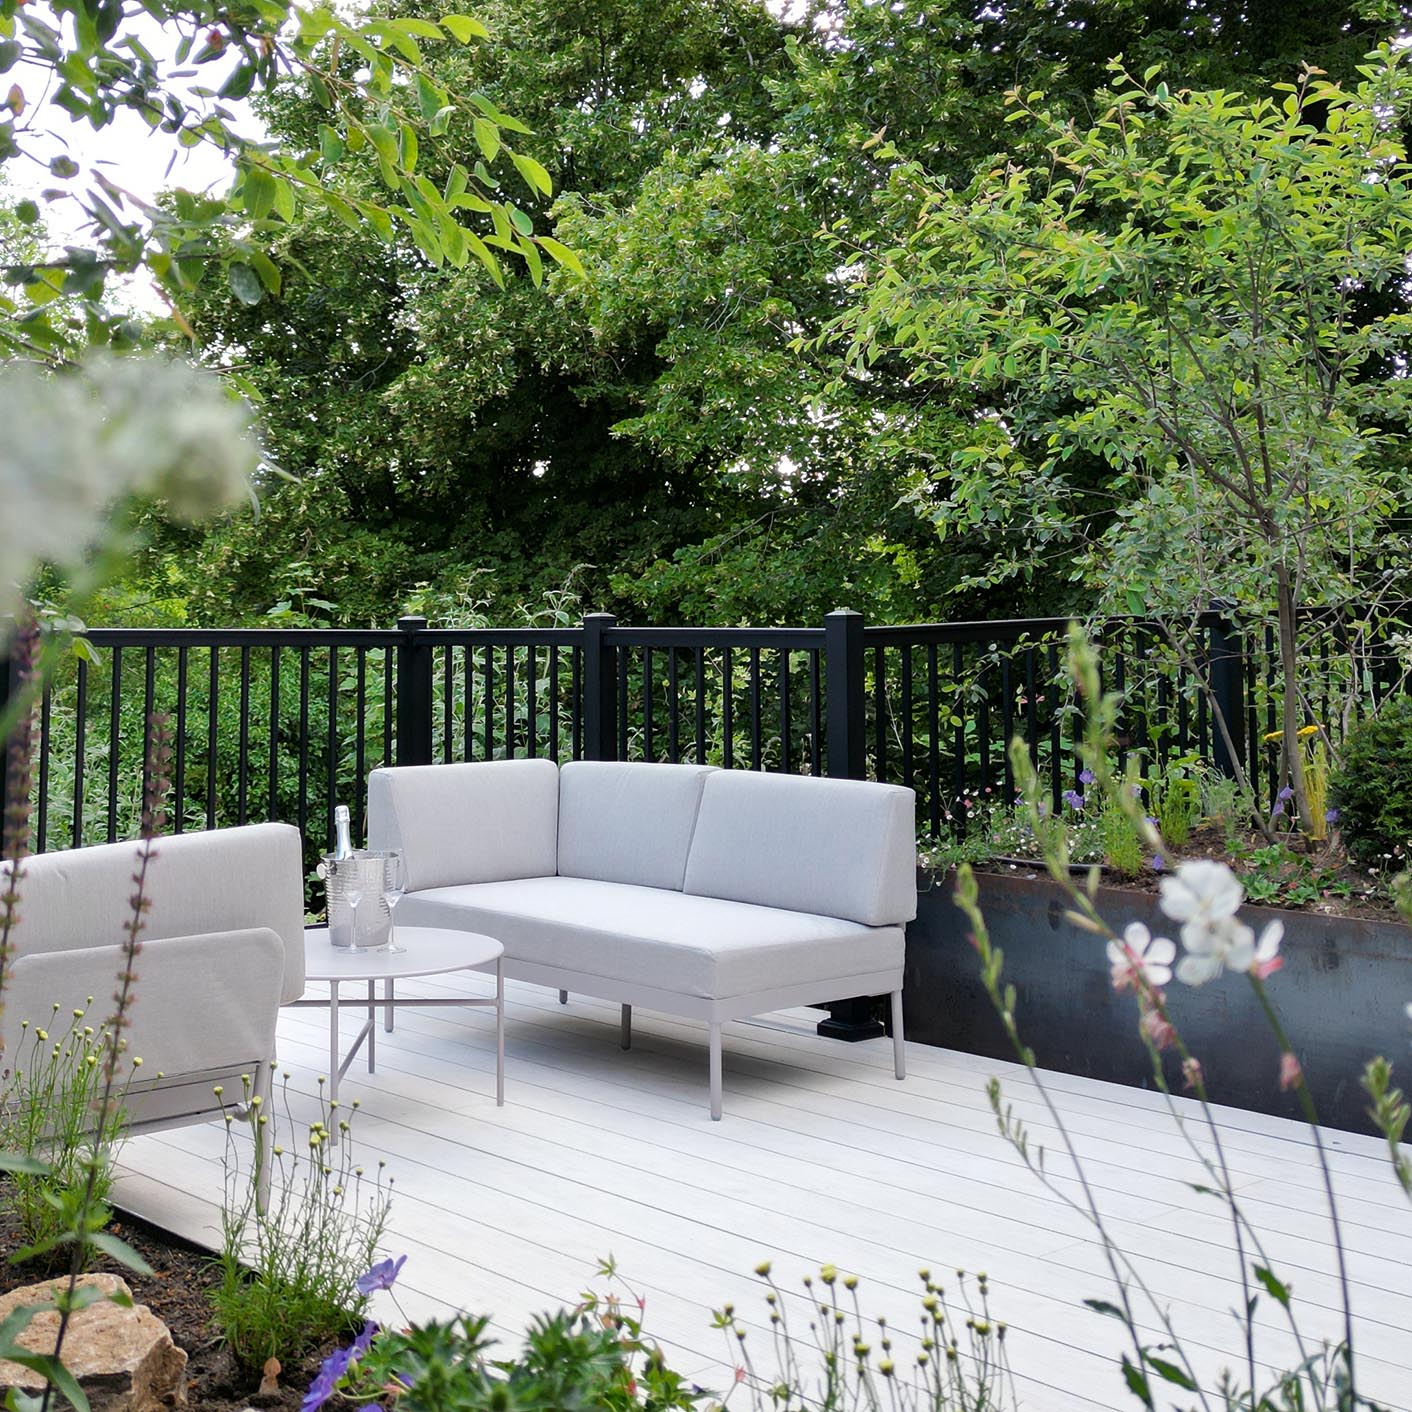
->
[0,1186,335,1412]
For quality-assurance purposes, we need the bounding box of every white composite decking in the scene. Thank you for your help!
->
[113,970,1412,1411]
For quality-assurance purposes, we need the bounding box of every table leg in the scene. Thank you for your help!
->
[384,978,395,1032]
[496,958,505,1107]
[367,980,376,1074]
[329,980,341,1144]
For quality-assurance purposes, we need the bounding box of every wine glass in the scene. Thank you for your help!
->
[383,851,406,952]
[344,870,366,948]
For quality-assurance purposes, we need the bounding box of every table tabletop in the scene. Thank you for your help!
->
[303,925,503,982]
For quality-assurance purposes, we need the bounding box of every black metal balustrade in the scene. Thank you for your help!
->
[4,603,1408,1035]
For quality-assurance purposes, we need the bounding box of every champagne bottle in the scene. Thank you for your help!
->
[332,804,354,861]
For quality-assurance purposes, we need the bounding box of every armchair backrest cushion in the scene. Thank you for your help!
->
[368,759,559,891]
[1,822,306,1003]
[682,771,918,927]
[556,761,715,891]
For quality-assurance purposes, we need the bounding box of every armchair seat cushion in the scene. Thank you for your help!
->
[397,876,904,1001]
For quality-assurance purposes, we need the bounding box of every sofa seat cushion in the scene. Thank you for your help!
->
[396,877,904,1001]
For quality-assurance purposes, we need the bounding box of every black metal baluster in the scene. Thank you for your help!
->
[382,646,393,768]
[694,648,706,764]
[809,649,821,776]
[571,646,583,760]
[1264,624,1278,803]
[142,647,156,819]
[327,644,339,845]
[722,646,734,768]
[527,646,539,759]
[550,647,561,761]
[616,648,628,759]
[900,644,913,793]
[977,661,990,800]
[1000,652,1012,799]
[1112,647,1127,777]
[1025,647,1038,766]
[506,646,517,757]
[107,646,121,843]
[207,646,220,830]
[667,646,680,763]
[269,646,281,821]
[779,650,792,773]
[928,643,940,835]
[953,643,965,822]
[297,647,309,839]
[463,643,474,760]
[483,645,494,760]
[72,658,87,849]
[1048,642,1061,813]
[749,646,762,770]
[873,643,885,782]
[36,679,50,851]
[238,646,250,825]
[641,649,654,761]
[356,650,368,841]
[443,645,454,764]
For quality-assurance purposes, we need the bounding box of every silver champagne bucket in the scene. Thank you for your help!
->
[320,850,397,949]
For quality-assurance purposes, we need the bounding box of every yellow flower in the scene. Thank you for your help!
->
[1298,724,1320,738]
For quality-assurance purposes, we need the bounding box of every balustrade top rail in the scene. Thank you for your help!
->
[4,606,1408,867]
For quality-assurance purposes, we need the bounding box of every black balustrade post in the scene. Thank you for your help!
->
[1207,601,1246,780]
[0,620,15,849]
[395,616,435,767]
[819,608,886,1043]
[582,613,618,762]
[824,609,866,781]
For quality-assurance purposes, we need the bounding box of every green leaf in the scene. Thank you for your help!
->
[1120,1357,1153,1408]
[318,124,344,164]
[1253,1265,1291,1309]
[416,73,446,124]
[218,62,256,101]
[1081,1299,1126,1321]
[1,1354,89,1412]
[440,13,489,43]
[509,151,551,197]
[507,204,533,237]
[393,17,446,39]
[227,261,263,305]
[537,236,585,279]
[248,249,282,296]
[398,123,419,172]
[87,1231,154,1276]
[0,1151,47,1174]
[515,230,542,287]
[1145,1356,1196,1391]
[13,198,37,223]
[472,116,499,162]
[242,165,276,219]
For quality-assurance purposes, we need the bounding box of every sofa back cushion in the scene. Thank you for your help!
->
[368,759,559,891]
[557,762,715,892]
[682,771,917,926]
[2,822,306,1003]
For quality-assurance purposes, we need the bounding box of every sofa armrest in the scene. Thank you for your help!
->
[1,929,285,1081]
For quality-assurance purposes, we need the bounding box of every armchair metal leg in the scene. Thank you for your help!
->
[559,989,568,1005]
[384,978,395,1032]
[621,1003,632,1050]
[891,990,906,1080]
[708,1024,723,1121]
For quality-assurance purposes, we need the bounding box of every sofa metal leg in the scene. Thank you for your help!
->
[891,990,906,1080]
[559,989,568,1005]
[708,1024,723,1121]
[621,1003,632,1050]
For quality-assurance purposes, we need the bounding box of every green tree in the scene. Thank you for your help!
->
[839,48,1412,830]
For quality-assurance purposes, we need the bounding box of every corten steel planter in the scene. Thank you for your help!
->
[905,867,1412,1136]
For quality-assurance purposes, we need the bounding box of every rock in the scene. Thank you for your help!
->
[258,1357,281,1397]
[0,1273,187,1412]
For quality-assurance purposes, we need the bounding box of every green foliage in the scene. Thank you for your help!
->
[0,0,561,359]
[1098,799,1143,880]
[212,1076,391,1371]
[1329,695,1412,867]
[0,1001,129,1263]
[1147,760,1201,849]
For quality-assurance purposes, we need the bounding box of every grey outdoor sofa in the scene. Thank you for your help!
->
[368,759,916,1117]
[0,823,306,1155]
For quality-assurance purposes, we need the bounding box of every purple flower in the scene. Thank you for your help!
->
[1325,808,1340,824]
[303,1346,355,1412]
[1277,786,1294,802]
[1078,769,1095,786]
[1271,801,1285,818]
[356,1255,406,1295]
[1150,855,1165,873]
[1063,790,1085,811]
[351,1321,378,1359]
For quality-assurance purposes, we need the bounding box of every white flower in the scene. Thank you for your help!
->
[1159,861,1244,928]
[1106,921,1175,992]
[1176,914,1255,986]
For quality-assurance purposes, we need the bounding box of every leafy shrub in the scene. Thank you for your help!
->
[0,1000,130,1263]
[212,1075,391,1371]
[1329,695,1412,865]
